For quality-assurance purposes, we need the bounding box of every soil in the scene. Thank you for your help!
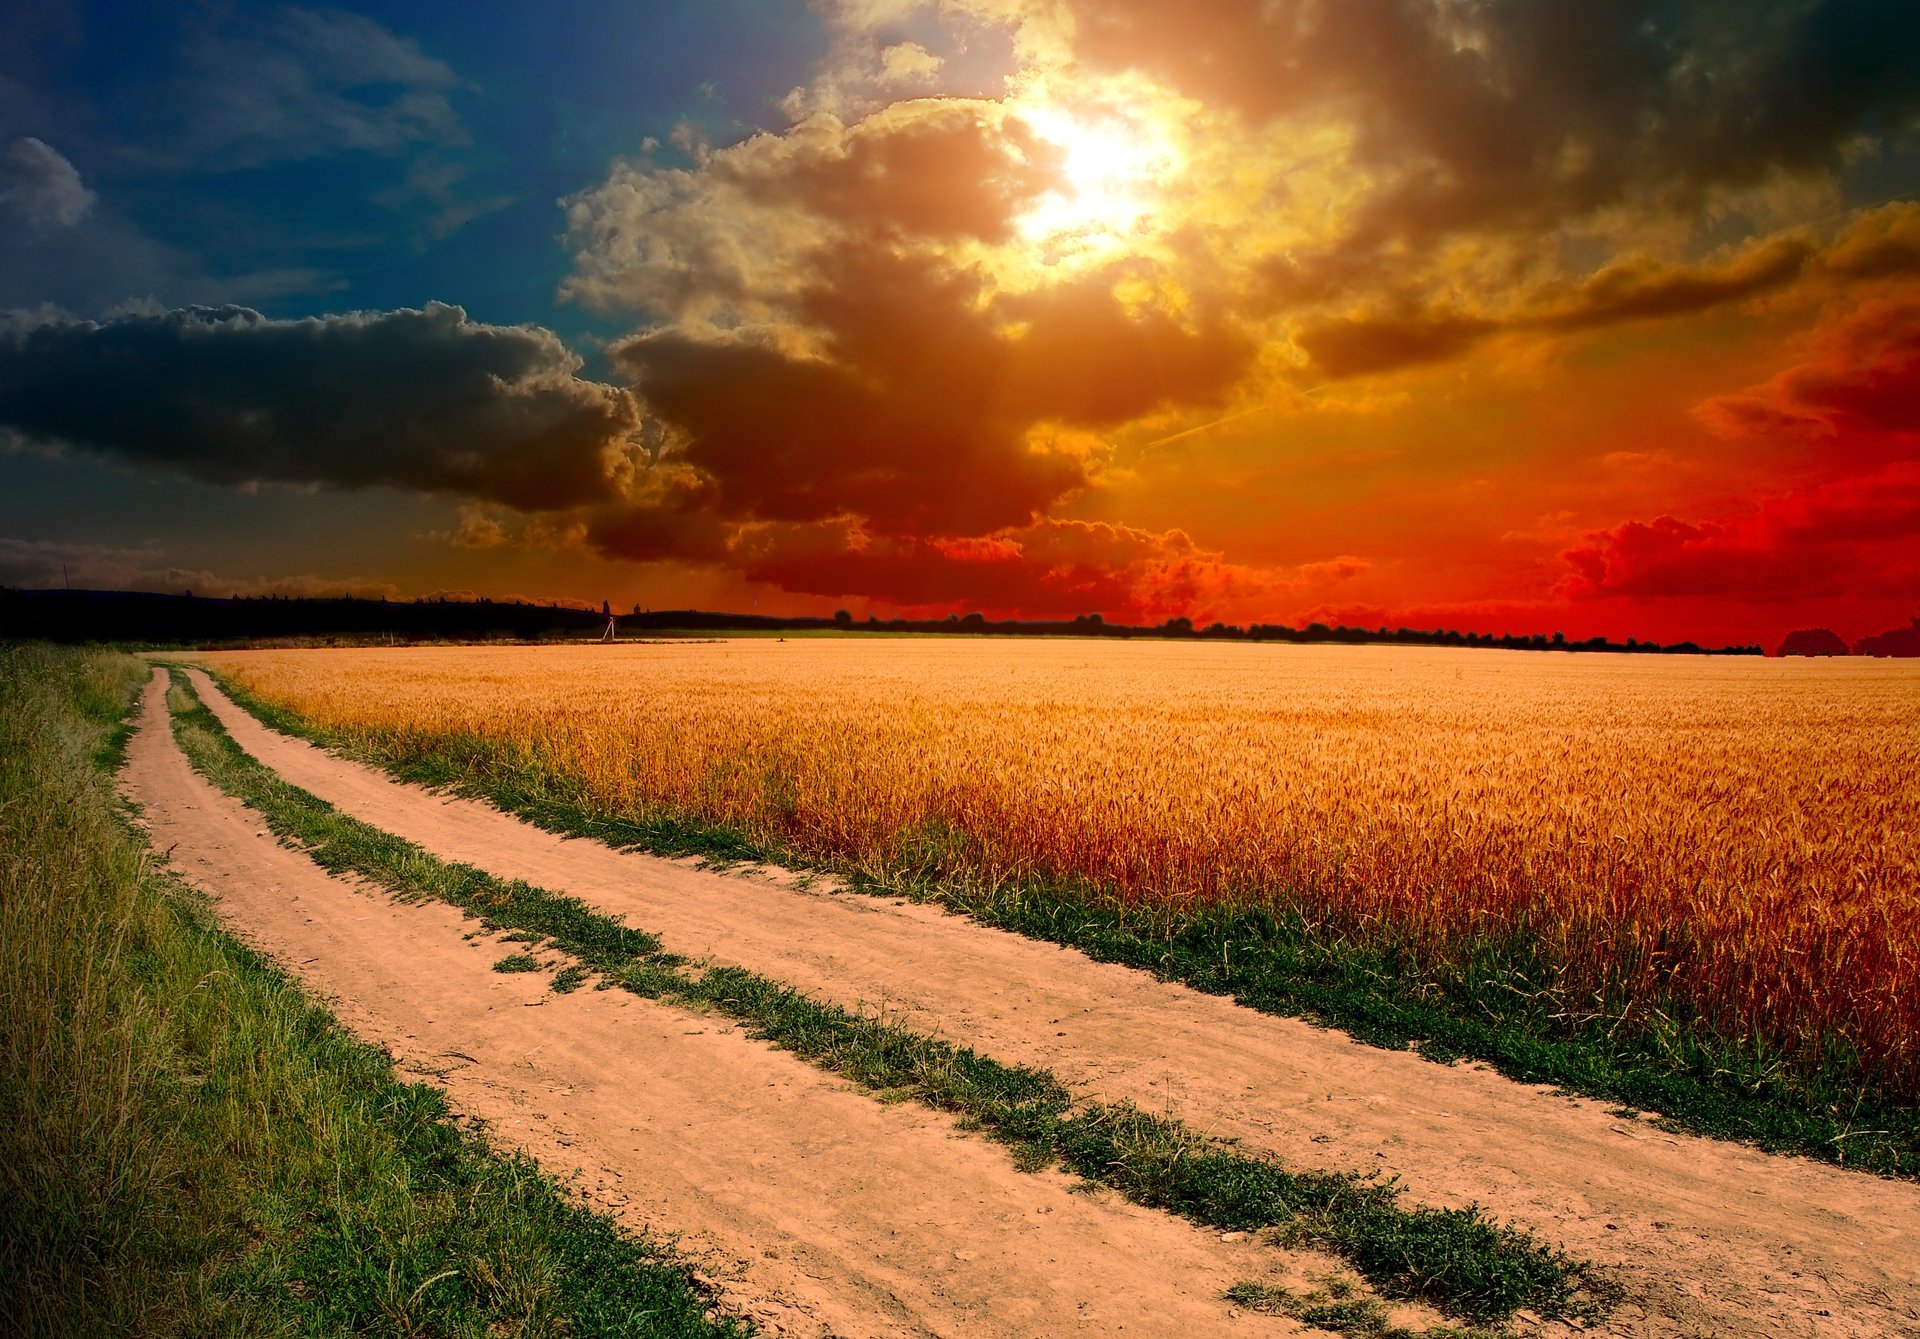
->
[175,666,1920,1338]
[127,669,1351,1336]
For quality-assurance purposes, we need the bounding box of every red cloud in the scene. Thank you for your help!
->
[666,517,1361,622]
[1699,295,1920,443]
[1557,461,1920,601]
[728,519,1218,620]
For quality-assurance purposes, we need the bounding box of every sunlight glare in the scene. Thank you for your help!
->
[1016,104,1178,254]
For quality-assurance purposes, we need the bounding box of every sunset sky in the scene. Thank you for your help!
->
[3,0,1917,645]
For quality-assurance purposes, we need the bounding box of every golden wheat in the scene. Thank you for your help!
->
[203,639,1920,1087]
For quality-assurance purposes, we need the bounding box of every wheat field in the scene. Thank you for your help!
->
[203,639,1920,1091]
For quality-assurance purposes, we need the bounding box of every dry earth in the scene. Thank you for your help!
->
[125,669,1355,1336]
[171,665,1920,1338]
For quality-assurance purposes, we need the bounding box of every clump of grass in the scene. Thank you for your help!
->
[167,669,1609,1326]
[1225,1277,1504,1338]
[552,965,593,993]
[0,646,746,1338]
[494,953,541,973]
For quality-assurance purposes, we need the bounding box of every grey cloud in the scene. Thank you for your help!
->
[0,137,94,228]
[0,303,640,509]
[173,5,466,170]
[0,538,164,591]
[0,536,400,599]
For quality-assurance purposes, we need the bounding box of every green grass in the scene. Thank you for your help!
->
[168,669,1609,1327]
[1224,1277,1502,1339]
[0,644,746,1339]
[202,670,1917,1180]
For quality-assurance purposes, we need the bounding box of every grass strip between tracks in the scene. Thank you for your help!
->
[200,669,1918,1181]
[166,669,1610,1328]
[2,645,745,1339]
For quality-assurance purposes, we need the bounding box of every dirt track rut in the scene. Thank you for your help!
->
[181,666,1920,1337]
[127,670,1323,1337]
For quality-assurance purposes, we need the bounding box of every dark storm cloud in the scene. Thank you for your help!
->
[1292,219,1905,378]
[0,303,640,509]
[1068,0,1920,250]
[570,92,1255,540]
[612,247,1251,536]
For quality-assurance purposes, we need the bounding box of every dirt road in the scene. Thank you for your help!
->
[178,666,1920,1338]
[126,670,1330,1336]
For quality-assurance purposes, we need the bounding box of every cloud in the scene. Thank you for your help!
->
[437,505,510,550]
[1557,461,1920,601]
[1700,294,1920,441]
[1291,221,1895,378]
[1053,0,1920,251]
[880,42,944,85]
[718,517,1328,619]
[1823,202,1920,281]
[0,303,640,509]
[171,5,466,170]
[581,503,1368,621]
[1295,312,1496,380]
[566,99,1250,539]
[1537,235,1816,333]
[0,137,93,228]
[613,254,1248,535]
[563,98,1063,321]
[536,0,1920,628]
[0,536,397,599]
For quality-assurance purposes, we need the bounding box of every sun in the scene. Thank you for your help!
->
[1016,104,1178,251]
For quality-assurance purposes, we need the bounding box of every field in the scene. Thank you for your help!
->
[202,639,1920,1108]
[40,636,1909,1335]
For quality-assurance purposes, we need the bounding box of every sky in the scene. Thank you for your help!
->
[1,0,1917,646]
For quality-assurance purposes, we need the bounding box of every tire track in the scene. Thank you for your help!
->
[183,665,1920,1338]
[124,670,1310,1337]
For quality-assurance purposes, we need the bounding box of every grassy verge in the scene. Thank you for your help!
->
[0,645,745,1339]
[169,670,1609,1328]
[202,670,1917,1179]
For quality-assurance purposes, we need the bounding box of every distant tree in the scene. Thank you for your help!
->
[1856,614,1920,657]
[960,612,986,628]
[834,609,853,627]
[1776,628,1850,657]
[1165,615,1194,634]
